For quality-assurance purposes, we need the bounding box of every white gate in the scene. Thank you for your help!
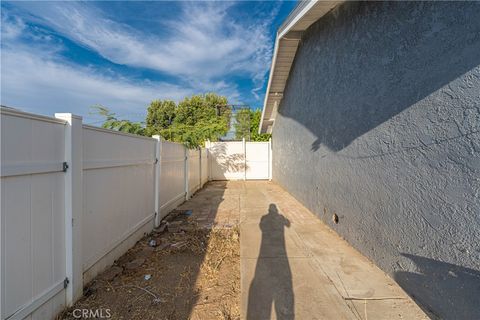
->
[207,139,271,180]
[245,142,270,180]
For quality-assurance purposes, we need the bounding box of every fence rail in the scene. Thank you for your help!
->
[0,108,210,320]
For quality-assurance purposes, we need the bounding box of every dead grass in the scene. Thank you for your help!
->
[58,217,240,320]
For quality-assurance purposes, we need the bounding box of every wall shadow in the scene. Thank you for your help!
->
[276,1,480,153]
[395,254,480,320]
[247,204,294,320]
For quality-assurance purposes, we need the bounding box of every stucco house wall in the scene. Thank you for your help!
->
[272,2,480,319]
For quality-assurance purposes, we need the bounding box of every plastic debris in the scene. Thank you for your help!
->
[144,274,152,281]
[148,239,157,247]
[171,241,187,249]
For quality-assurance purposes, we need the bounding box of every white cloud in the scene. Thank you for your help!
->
[1,12,25,40]
[0,47,193,121]
[11,2,275,97]
[0,5,243,121]
[1,45,241,122]
[1,1,278,121]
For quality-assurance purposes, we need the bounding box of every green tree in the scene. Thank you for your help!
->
[145,100,176,136]
[145,93,231,148]
[91,105,145,135]
[250,109,271,141]
[175,93,228,125]
[234,108,251,140]
[234,108,271,141]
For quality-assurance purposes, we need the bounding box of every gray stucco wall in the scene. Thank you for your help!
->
[272,2,480,319]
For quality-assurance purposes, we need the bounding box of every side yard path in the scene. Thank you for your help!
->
[60,180,428,320]
[241,181,429,320]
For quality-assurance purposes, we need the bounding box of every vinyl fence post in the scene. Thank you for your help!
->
[185,146,190,200]
[198,148,202,189]
[55,113,83,306]
[206,147,210,182]
[269,138,272,181]
[153,135,162,227]
[243,137,247,181]
[206,140,211,181]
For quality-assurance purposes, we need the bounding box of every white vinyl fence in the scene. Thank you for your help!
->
[157,140,186,222]
[1,109,67,320]
[200,148,208,186]
[207,139,272,180]
[0,108,209,320]
[82,125,157,284]
[245,141,271,180]
[188,149,201,197]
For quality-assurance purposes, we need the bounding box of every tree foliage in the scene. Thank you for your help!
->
[145,100,176,131]
[250,109,271,141]
[145,93,230,148]
[91,105,145,135]
[94,93,270,148]
[234,108,251,140]
[234,108,271,141]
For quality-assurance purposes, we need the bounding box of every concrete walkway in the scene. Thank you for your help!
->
[184,181,428,319]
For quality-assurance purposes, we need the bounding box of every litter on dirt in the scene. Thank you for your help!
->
[148,239,157,247]
[58,196,240,320]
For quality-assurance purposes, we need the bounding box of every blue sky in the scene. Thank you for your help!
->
[1,1,296,124]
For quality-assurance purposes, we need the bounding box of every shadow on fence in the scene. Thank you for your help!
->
[209,142,248,180]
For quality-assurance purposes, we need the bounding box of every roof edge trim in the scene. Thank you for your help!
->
[259,1,342,134]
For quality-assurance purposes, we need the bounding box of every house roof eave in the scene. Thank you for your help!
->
[259,0,343,134]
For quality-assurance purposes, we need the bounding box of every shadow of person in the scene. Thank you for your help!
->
[247,204,294,320]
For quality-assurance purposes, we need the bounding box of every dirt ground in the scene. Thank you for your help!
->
[59,210,240,320]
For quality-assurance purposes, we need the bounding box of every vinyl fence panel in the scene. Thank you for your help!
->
[1,109,67,320]
[200,148,209,186]
[158,140,186,219]
[207,140,270,181]
[188,149,201,196]
[245,142,270,180]
[208,141,245,180]
[82,125,156,283]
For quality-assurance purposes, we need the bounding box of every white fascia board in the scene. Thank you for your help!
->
[259,1,319,134]
[259,35,280,134]
[278,0,319,38]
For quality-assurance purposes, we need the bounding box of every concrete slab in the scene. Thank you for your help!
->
[242,257,356,320]
[189,181,428,319]
[235,181,428,320]
[240,221,309,259]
